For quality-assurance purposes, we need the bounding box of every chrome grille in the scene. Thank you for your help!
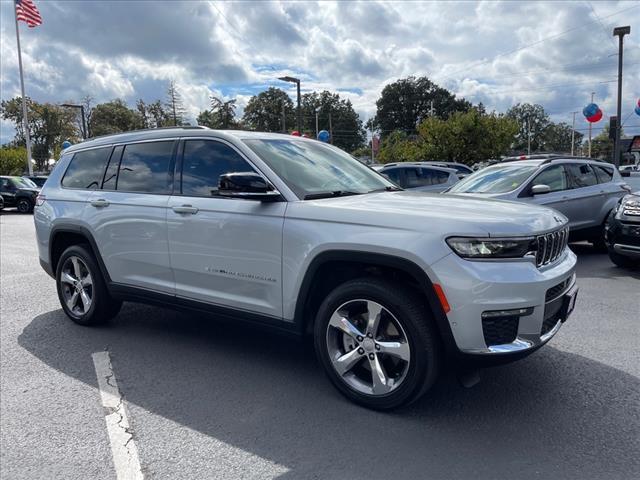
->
[535,227,569,267]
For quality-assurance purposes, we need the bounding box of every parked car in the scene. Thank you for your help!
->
[605,191,640,267]
[446,157,630,248]
[422,161,473,178]
[23,175,48,188]
[0,176,41,213]
[0,194,4,211]
[35,127,578,410]
[378,162,459,192]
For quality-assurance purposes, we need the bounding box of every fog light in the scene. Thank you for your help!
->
[481,307,534,319]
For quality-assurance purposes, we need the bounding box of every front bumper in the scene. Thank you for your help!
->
[430,248,577,355]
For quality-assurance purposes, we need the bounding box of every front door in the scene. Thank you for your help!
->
[526,164,574,227]
[167,138,285,319]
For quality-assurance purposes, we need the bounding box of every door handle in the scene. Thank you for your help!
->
[91,199,109,208]
[172,205,198,215]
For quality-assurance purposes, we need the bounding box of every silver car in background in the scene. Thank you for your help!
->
[378,162,459,192]
[446,157,630,247]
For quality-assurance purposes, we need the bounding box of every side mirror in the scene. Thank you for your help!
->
[218,172,281,201]
[531,184,551,195]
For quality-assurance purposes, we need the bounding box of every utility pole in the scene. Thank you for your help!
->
[588,92,595,158]
[613,26,631,167]
[62,104,87,139]
[315,107,320,138]
[278,76,302,133]
[527,117,531,155]
[328,112,333,144]
[430,100,434,117]
[571,111,578,156]
[281,104,286,133]
[370,125,375,163]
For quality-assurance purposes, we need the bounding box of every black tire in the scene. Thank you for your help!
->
[608,250,637,268]
[56,244,122,325]
[314,277,441,410]
[16,198,33,214]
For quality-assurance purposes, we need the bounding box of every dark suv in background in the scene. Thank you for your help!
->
[0,176,40,213]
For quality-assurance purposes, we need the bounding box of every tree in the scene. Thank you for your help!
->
[165,80,187,126]
[197,96,239,129]
[372,76,471,138]
[1,97,78,170]
[300,90,366,152]
[89,99,141,137]
[242,87,294,132]
[376,130,423,163]
[542,122,584,154]
[0,146,28,175]
[505,103,550,153]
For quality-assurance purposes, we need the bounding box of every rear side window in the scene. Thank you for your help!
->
[404,168,431,188]
[181,140,256,197]
[593,165,614,183]
[566,163,598,188]
[62,147,112,190]
[424,168,450,184]
[117,141,174,194]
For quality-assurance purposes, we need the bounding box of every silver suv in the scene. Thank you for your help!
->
[447,157,629,248]
[34,127,578,409]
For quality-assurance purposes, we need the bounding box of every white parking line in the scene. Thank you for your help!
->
[92,351,144,480]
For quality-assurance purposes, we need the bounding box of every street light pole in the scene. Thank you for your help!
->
[613,26,631,167]
[278,76,302,133]
[588,92,595,158]
[571,111,578,156]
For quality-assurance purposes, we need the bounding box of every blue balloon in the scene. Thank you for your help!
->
[582,103,598,118]
[317,130,330,142]
[61,140,72,150]
[635,106,640,117]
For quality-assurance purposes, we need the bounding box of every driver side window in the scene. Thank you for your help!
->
[531,165,567,193]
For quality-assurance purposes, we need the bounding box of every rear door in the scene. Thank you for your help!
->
[85,140,176,294]
[167,138,285,318]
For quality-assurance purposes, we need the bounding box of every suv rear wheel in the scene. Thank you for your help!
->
[56,244,122,325]
[16,198,33,214]
[314,277,440,410]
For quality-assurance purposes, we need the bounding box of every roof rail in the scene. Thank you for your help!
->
[87,125,210,142]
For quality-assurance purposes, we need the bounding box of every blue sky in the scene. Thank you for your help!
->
[1,0,639,143]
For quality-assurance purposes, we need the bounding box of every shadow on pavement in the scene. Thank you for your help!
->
[570,243,640,279]
[18,303,639,479]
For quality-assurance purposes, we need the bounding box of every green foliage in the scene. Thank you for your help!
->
[542,122,584,154]
[1,97,79,170]
[89,99,141,137]
[372,76,471,137]
[300,91,366,151]
[505,103,550,153]
[242,87,294,132]
[164,81,187,126]
[197,96,239,129]
[377,110,518,164]
[0,146,28,175]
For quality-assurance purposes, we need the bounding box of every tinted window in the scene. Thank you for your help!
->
[102,146,123,190]
[62,147,112,190]
[404,168,433,188]
[181,140,257,197]
[566,163,598,188]
[453,165,472,174]
[593,165,613,183]
[382,168,403,186]
[531,165,568,193]
[449,164,538,194]
[426,169,450,184]
[117,141,174,193]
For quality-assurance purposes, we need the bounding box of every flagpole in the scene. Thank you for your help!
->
[13,3,34,175]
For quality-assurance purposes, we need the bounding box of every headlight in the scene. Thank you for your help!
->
[446,237,536,259]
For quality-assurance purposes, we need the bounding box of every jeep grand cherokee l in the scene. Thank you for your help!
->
[34,127,578,409]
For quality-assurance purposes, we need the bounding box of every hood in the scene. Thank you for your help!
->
[288,191,567,237]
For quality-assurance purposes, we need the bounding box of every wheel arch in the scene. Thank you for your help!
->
[49,225,111,283]
[293,250,457,355]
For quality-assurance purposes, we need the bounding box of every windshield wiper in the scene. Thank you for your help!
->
[303,190,362,200]
[368,185,403,193]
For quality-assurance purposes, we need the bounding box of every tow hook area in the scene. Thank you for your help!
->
[457,368,481,388]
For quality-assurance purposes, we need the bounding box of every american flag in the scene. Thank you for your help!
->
[15,0,42,28]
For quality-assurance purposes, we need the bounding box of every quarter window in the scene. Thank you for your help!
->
[566,163,598,188]
[531,165,567,193]
[593,165,613,184]
[382,168,403,186]
[181,140,257,197]
[116,141,174,194]
[62,147,112,190]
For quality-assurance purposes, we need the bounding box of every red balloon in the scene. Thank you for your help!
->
[587,109,603,123]
[291,130,301,136]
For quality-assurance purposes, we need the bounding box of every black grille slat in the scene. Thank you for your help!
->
[545,278,569,302]
[482,316,519,347]
[535,227,569,267]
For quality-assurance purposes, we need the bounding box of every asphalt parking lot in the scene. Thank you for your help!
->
[1,211,638,480]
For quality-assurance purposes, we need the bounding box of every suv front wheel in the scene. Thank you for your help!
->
[56,244,122,325]
[16,198,33,214]
[314,277,440,410]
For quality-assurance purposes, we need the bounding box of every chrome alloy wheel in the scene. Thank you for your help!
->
[60,256,93,316]
[325,299,411,396]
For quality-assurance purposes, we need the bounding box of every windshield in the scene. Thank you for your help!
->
[243,139,395,199]
[10,177,37,189]
[448,164,538,194]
